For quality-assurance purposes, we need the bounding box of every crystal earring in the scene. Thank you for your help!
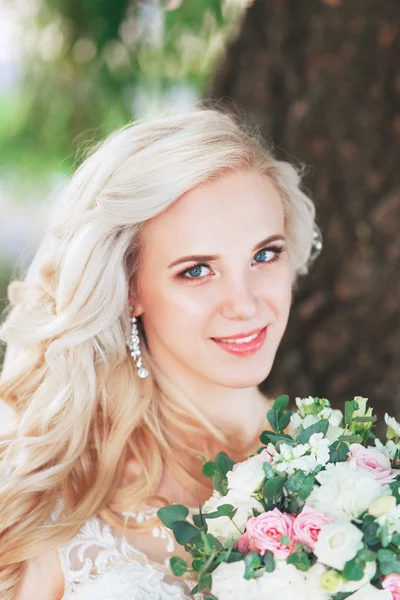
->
[128,316,149,379]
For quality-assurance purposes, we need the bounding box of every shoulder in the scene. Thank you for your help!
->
[16,548,64,600]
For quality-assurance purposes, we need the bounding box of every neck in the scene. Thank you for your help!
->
[156,359,272,452]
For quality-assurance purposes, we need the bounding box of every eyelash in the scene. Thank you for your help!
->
[178,245,285,280]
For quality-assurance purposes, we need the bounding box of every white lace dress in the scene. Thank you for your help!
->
[56,505,204,600]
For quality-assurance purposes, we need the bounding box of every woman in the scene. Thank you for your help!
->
[0,107,321,599]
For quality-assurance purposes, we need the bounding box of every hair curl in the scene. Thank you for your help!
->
[0,106,321,597]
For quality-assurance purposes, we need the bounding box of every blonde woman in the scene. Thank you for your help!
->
[0,107,321,599]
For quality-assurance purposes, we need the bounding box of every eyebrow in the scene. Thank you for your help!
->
[167,234,286,268]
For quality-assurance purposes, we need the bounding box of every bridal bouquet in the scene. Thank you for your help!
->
[158,396,400,600]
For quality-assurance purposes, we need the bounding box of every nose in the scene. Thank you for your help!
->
[219,272,258,320]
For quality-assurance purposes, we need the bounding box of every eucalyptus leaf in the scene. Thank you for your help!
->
[157,505,189,529]
[329,440,349,463]
[267,409,278,432]
[172,520,199,545]
[260,431,296,446]
[298,419,329,444]
[298,474,315,500]
[343,558,364,581]
[278,412,292,432]
[345,400,357,425]
[263,475,285,500]
[262,550,275,572]
[287,552,311,571]
[202,461,217,477]
[273,394,290,412]
[263,461,274,478]
[170,556,188,576]
[215,452,235,477]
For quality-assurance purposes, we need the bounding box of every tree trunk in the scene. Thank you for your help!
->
[208,0,400,419]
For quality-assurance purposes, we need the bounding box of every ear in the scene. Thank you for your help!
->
[131,303,144,317]
[128,290,145,317]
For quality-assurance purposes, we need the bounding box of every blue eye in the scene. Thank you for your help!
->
[181,264,210,279]
[253,245,284,264]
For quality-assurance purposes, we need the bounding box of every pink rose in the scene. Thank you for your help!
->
[348,444,399,485]
[382,574,400,600]
[236,508,295,559]
[293,505,336,551]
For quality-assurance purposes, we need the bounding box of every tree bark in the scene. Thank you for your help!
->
[208,0,400,419]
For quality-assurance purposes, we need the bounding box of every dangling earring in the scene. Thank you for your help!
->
[128,316,149,379]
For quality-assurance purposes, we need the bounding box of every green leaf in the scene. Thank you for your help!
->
[193,512,206,529]
[170,556,188,576]
[263,461,274,479]
[357,547,376,563]
[343,558,364,581]
[362,517,380,547]
[285,471,306,493]
[280,535,291,545]
[157,505,189,529]
[287,552,311,571]
[378,549,400,575]
[288,496,301,513]
[267,409,278,432]
[352,416,377,423]
[198,572,212,591]
[202,461,217,477]
[244,552,261,579]
[298,419,329,444]
[263,475,286,500]
[345,400,357,425]
[390,481,400,503]
[217,504,235,517]
[262,550,275,572]
[392,533,400,547]
[215,452,235,478]
[226,551,243,563]
[200,531,223,552]
[329,440,350,463]
[338,434,363,443]
[244,552,261,569]
[260,431,296,446]
[273,394,290,412]
[278,412,292,432]
[172,521,199,545]
[298,474,315,500]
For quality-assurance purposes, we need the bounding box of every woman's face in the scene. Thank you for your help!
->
[132,170,293,389]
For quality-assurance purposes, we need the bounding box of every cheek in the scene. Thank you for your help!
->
[141,281,215,333]
[259,268,293,313]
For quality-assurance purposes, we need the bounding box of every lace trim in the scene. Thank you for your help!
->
[123,505,178,555]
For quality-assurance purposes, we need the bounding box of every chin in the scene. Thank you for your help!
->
[214,364,273,389]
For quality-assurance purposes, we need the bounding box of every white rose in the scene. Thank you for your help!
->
[258,561,329,600]
[202,489,263,545]
[227,448,273,495]
[306,462,389,519]
[210,560,260,600]
[347,583,392,599]
[341,561,377,593]
[314,521,364,570]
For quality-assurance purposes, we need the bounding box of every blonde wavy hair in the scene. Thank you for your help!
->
[0,106,320,597]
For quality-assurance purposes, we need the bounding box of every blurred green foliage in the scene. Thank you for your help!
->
[0,0,243,176]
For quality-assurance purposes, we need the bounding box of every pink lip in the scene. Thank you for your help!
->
[212,326,268,356]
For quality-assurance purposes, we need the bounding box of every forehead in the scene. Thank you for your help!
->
[142,170,285,255]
